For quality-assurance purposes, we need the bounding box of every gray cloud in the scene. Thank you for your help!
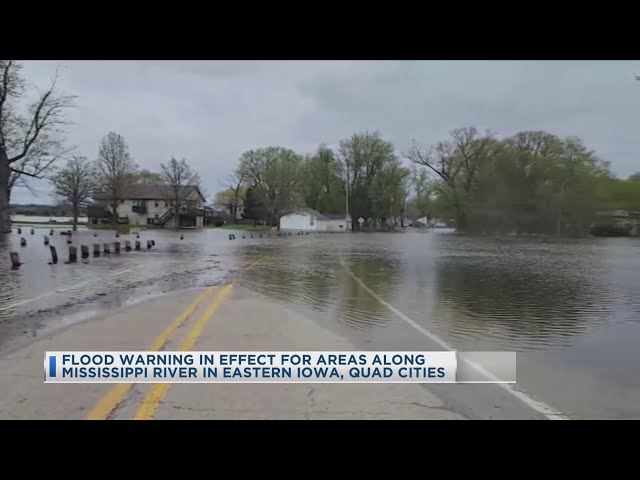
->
[11,60,640,204]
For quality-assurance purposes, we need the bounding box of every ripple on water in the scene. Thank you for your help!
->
[1,229,639,355]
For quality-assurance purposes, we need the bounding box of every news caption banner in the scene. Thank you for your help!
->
[44,351,516,384]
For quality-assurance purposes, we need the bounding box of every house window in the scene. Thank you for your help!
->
[147,218,153,225]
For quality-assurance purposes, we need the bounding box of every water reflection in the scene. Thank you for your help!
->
[432,259,603,350]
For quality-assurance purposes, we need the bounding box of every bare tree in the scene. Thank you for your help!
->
[160,157,201,214]
[0,60,76,233]
[95,132,138,228]
[222,167,245,224]
[406,127,500,229]
[51,156,95,231]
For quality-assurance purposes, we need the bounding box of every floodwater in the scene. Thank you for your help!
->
[11,215,89,224]
[1,226,639,419]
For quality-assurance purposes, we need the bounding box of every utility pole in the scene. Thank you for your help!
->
[345,161,350,231]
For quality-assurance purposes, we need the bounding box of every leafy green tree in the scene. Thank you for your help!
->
[301,145,345,214]
[339,131,397,229]
[242,186,269,225]
[238,146,303,229]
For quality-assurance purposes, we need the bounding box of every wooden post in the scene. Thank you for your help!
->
[50,246,58,265]
[81,245,89,259]
[135,240,141,251]
[20,237,27,247]
[103,243,111,254]
[44,236,49,245]
[125,240,132,251]
[10,252,21,269]
[114,242,120,254]
[68,246,77,263]
[30,228,34,235]
[93,244,101,257]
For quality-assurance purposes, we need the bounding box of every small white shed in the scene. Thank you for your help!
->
[280,209,352,232]
[279,209,325,231]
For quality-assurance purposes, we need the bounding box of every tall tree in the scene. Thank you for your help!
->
[339,131,396,229]
[242,186,268,226]
[238,147,303,229]
[407,126,500,229]
[95,132,138,227]
[407,165,435,219]
[135,169,164,185]
[160,157,201,214]
[50,156,95,231]
[0,60,75,233]
[222,167,246,224]
[301,145,345,214]
[370,160,410,227]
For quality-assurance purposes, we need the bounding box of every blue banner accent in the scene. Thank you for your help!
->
[49,356,56,378]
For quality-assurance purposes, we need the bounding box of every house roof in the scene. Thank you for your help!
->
[93,184,205,201]
[281,209,352,220]
[281,208,328,219]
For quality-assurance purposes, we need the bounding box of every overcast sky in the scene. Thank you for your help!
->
[12,60,640,204]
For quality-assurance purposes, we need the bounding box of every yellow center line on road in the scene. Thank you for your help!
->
[85,286,219,420]
[86,255,262,420]
[132,283,235,420]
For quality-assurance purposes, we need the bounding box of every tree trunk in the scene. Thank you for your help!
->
[456,205,467,231]
[110,200,118,229]
[73,203,80,231]
[0,150,11,234]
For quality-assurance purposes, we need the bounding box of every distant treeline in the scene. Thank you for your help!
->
[10,204,87,217]
[214,128,640,236]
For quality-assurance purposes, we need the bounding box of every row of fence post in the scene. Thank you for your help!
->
[228,231,310,240]
[9,240,155,269]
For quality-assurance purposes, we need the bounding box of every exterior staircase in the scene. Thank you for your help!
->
[157,209,174,226]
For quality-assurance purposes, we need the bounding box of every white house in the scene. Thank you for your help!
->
[91,185,206,229]
[279,209,352,232]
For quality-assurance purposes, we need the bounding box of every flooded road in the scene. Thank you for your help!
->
[2,226,640,419]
